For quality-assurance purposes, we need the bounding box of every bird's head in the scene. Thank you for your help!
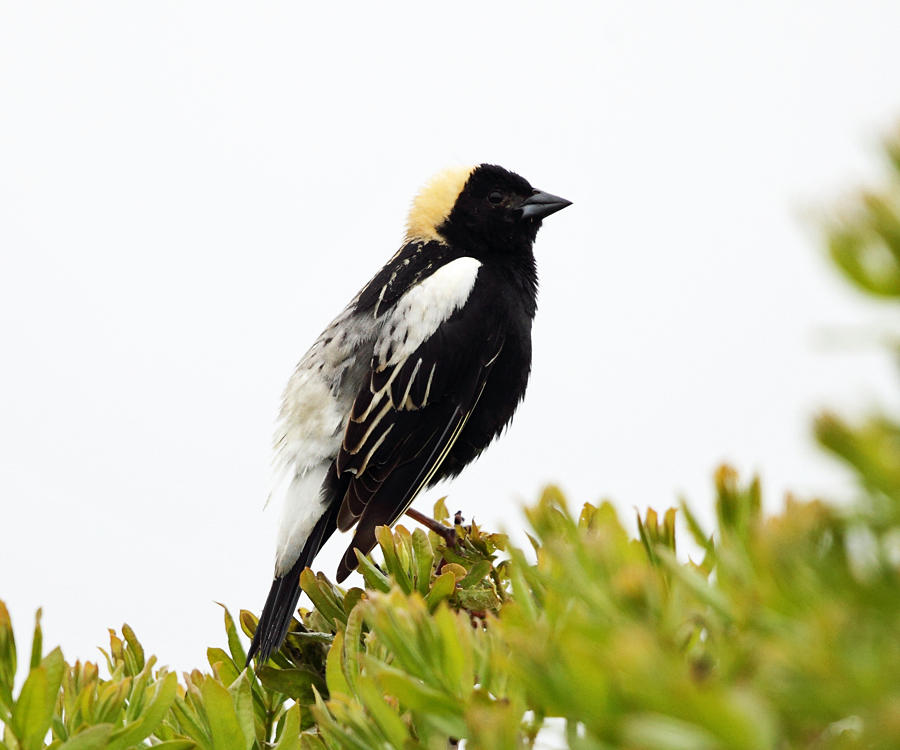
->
[405,164,571,254]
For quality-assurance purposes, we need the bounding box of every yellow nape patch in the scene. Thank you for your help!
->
[405,165,476,242]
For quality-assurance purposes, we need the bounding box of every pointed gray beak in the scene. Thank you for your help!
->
[519,190,572,220]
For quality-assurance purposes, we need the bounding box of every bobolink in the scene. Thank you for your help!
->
[248,164,570,662]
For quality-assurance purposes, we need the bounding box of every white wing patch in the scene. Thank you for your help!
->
[374,256,482,371]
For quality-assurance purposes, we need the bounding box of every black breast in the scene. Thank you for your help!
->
[431,261,535,482]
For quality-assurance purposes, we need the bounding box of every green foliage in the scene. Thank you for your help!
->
[3,126,900,748]
[0,602,311,750]
[4,474,900,748]
[826,130,900,298]
[817,125,900,531]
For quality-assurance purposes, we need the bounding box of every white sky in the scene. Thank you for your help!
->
[2,1,899,673]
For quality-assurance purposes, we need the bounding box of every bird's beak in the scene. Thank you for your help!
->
[518,190,572,220]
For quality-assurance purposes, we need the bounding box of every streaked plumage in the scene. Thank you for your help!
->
[248,164,570,662]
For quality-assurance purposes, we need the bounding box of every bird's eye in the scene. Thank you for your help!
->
[488,190,503,205]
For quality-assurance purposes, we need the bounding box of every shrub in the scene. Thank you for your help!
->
[2,126,900,749]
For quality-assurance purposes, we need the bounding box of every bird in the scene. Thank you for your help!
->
[247,164,570,662]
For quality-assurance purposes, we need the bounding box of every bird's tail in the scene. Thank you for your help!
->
[246,503,338,665]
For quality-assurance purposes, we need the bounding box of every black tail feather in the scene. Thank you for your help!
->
[247,502,338,665]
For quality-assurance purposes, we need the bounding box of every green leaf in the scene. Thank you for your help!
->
[12,647,64,750]
[433,497,449,523]
[455,585,502,612]
[40,648,64,704]
[170,695,213,750]
[341,605,364,694]
[299,571,346,626]
[376,526,412,594]
[0,601,16,719]
[28,610,42,672]
[324,630,350,697]
[412,528,435,596]
[217,604,247,668]
[440,563,466,582]
[106,630,124,668]
[353,552,392,593]
[11,666,50,750]
[120,624,145,675]
[298,735,328,750]
[207,648,239,687]
[433,606,470,698]
[272,703,302,750]
[227,671,255,750]
[459,560,492,588]
[238,610,257,641]
[256,666,325,703]
[107,671,177,750]
[341,588,365,619]
[679,497,716,559]
[507,560,537,624]
[636,511,658,567]
[124,654,156,722]
[356,678,410,746]
[56,724,114,750]
[93,678,130,725]
[200,677,246,750]
[283,631,334,647]
[656,548,732,619]
[424,572,456,612]
[373,665,466,738]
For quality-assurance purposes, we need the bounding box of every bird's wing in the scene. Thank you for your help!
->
[331,255,504,581]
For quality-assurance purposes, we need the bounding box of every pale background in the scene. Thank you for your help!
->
[2,1,899,672]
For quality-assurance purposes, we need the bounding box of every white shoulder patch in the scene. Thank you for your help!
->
[374,256,482,369]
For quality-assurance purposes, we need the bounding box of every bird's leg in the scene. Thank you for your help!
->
[405,507,459,547]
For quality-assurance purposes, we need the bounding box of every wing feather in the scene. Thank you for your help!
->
[328,258,507,580]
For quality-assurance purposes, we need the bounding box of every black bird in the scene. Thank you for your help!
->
[248,164,570,662]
